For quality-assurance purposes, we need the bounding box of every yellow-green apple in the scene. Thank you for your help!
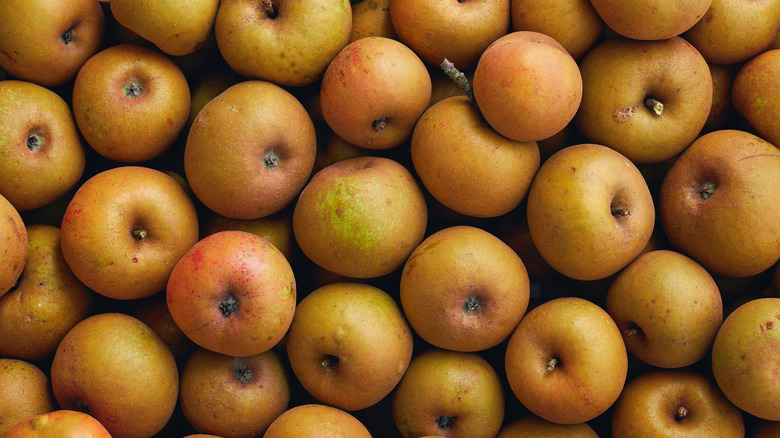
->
[497,415,599,437]
[3,410,111,438]
[166,230,296,357]
[575,36,713,164]
[589,0,711,40]
[350,0,396,41]
[510,0,604,60]
[659,129,780,278]
[203,208,296,263]
[50,312,179,438]
[285,281,413,411]
[60,166,200,300]
[263,404,372,438]
[389,0,509,69]
[110,0,220,56]
[504,297,628,424]
[472,31,582,143]
[72,43,191,163]
[292,156,428,278]
[526,144,655,281]
[683,0,780,65]
[0,80,85,211]
[123,291,196,363]
[214,0,352,87]
[0,0,104,87]
[611,369,744,437]
[0,193,26,296]
[319,36,431,150]
[391,348,505,438]
[732,49,780,146]
[711,297,780,421]
[179,347,290,437]
[399,225,530,352]
[184,80,317,220]
[704,63,739,133]
[0,359,57,436]
[605,250,723,368]
[0,225,94,361]
[410,95,540,218]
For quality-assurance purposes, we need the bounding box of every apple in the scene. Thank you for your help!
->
[166,230,296,357]
[410,95,540,218]
[292,156,428,279]
[0,80,86,211]
[0,0,104,87]
[391,348,505,438]
[50,312,179,438]
[589,0,711,40]
[186,70,242,127]
[214,0,352,87]
[203,208,296,263]
[60,166,200,300]
[179,347,290,437]
[703,63,739,133]
[389,0,510,70]
[711,297,780,421]
[605,249,724,369]
[660,129,780,278]
[526,143,655,281]
[575,36,713,164]
[732,48,780,147]
[350,0,397,41]
[472,31,582,143]
[399,225,530,352]
[504,297,628,424]
[184,80,317,220]
[319,36,432,150]
[263,404,372,438]
[497,415,599,437]
[611,369,745,437]
[285,281,414,411]
[0,359,57,436]
[0,224,94,361]
[123,291,197,363]
[0,193,27,297]
[3,410,111,438]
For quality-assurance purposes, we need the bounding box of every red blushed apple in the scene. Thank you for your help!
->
[3,410,111,438]
[166,230,296,358]
[60,166,200,300]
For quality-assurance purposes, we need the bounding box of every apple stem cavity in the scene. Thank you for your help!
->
[60,28,74,45]
[263,150,280,170]
[123,80,143,98]
[260,0,278,18]
[675,405,688,422]
[645,97,664,116]
[321,354,339,370]
[463,295,482,313]
[441,58,480,114]
[26,133,42,151]
[546,357,559,372]
[697,181,717,200]
[219,294,238,316]
[436,415,454,430]
[131,229,147,240]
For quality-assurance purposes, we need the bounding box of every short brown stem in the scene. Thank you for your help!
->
[611,206,630,217]
[645,97,664,115]
[675,405,688,421]
[131,229,147,240]
[546,357,559,372]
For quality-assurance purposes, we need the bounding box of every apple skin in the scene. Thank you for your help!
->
[214,0,352,87]
[0,193,27,296]
[504,297,628,425]
[292,156,428,279]
[0,0,104,87]
[166,230,297,358]
[0,80,86,211]
[3,410,112,438]
[611,369,745,437]
[60,166,200,300]
[497,415,599,437]
[526,143,655,281]
[589,0,711,40]
[350,0,397,41]
[472,31,582,143]
[50,312,179,438]
[0,359,57,436]
[732,49,780,147]
[659,129,780,278]
[711,297,780,421]
[264,404,372,438]
[285,281,414,411]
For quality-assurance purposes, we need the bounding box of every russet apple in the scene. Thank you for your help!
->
[0,359,57,436]
[497,415,599,437]
[589,0,711,40]
[3,410,111,438]
[350,0,396,41]
[264,404,372,437]
[732,48,780,146]
[0,193,27,296]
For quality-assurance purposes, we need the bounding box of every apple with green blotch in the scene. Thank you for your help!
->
[214,0,352,87]
[293,156,428,279]
[166,230,296,358]
[731,48,780,147]
[0,193,27,297]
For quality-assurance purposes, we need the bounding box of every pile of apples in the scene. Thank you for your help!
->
[1,0,779,436]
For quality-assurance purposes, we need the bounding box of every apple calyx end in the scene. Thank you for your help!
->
[546,357,559,372]
[263,150,280,170]
[60,28,74,45]
[436,415,454,430]
[233,361,253,383]
[26,132,43,151]
[372,117,387,132]
[675,405,688,422]
[697,182,716,200]
[219,294,238,317]
[645,97,664,116]
[123,81,143,98]
[463,295,482,313]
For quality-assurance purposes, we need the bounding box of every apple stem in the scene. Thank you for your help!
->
[131,229,147,240]
[675,405,688,421]
[546,357,559,372]
[698,181,716,200]
[26,133,42,151]
[441,58,480,114]
[436,415,454,430]
[645,97,664,116]
[260,0,277,18]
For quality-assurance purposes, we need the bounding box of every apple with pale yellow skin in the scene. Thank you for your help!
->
[264,404,372,438]
[214,0,352,87]
[0,80,85,211]
[0,0,104,87]
[285,282,413,411]
[526,144,655,281]
[50,312,179,438]
[732,49,780,147]
[0,359,57,436]
[179,347,290,437]
[111,0,219,56]
[4,410,111,438]
[0,193,27,297]
[472,31,582,143]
